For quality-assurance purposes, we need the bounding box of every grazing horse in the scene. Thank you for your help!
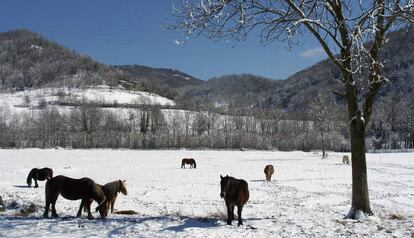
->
[27,168,53,188]
[264,165,275,181]
[80,180,127,214]
[181,158,196,169]
[43,175,108,220]
[343,155,350,165]
[220,175,249,226]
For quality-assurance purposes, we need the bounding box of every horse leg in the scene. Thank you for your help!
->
[51,195,59,218]
[43,197,50,218]
[230,205,235,221]
[34,174,39,188]
[237,205,243,226]
[77,200,85,217]
[111,199,115,213]
[86,200,94,220]
[226,205,232,225]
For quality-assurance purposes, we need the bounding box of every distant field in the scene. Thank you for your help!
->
[0,149,413,237]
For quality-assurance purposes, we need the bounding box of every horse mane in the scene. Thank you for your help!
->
[102,180,127,199]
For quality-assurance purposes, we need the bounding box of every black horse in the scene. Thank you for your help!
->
[181,158,197,169]
[27,168,53,188]
[43,175,108,220]
[220,175,249,226]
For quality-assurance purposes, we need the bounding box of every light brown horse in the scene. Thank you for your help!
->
[343,155,350,165]
[43,175,108,220]
[264,165,275,181]
[220,175,249,226]
[181,158,197,169]
[80,180,127,214]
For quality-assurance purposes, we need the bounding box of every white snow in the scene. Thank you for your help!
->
[0,150,413,237]
[0,87,175,114]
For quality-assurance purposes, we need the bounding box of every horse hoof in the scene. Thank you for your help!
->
[87,216,95,220]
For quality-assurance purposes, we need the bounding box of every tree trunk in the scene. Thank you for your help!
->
[320,130,326,159]
[346,115,373,218]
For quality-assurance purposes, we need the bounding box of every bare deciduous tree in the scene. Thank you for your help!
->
[170,0,414,219]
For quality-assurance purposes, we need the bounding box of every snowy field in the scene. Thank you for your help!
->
[0,86,175,114]
[0,149,413,237]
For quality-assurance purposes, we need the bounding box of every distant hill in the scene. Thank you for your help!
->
[119,65,203,90]
[0,29,201,100]
[1,27,413,111]
[181,26,414,111]
[182,74,283,108]
[0,29,106,89]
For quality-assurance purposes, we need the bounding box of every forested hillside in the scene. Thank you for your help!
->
[0,28,412,151]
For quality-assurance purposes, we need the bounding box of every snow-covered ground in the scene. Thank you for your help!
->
[0,150,413,237]
[0,86,175,114]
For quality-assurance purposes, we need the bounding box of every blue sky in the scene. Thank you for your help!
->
[0,0,327,80]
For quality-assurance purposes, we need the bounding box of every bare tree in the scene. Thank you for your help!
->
[307,93,339,159]
[171,0,414,219]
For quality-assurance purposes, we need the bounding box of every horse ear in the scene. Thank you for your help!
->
[220,175,223,179]
[123,180,126,182]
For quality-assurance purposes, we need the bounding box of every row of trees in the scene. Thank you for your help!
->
[0,102,349,151]
[1,90,413,151]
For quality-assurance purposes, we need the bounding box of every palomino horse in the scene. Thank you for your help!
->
[80,180,127,215]
[43,175,108,220]
[264,165,275,181]
[27,168,53,188]
[181,158,197,169]
[343,155,350,165]
[220,175,249,226]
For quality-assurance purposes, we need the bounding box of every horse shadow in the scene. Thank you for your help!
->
[13,185,30,188]
[249,179,266,182]
[162,217,220,232]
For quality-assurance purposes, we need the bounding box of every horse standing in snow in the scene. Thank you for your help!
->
[43,175,108,220]
[343,155,351,165]
[27,168,53,188]
[181,158,197,168]
[220,175,249,226]
[264,165,275,181]
[80,180,128,214]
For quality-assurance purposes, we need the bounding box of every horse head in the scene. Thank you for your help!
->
[26,177,32,187]
[220,175,230,198]
[95,197,108,218]
[26,169,35,187]
[119,180,128,195]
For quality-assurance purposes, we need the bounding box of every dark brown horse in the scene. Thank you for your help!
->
[27,168,53,188]
[80,180,127,214]
[181,158,196,169]
[220,175,249,226]
[43,175,108,220]
[264,165,275,181]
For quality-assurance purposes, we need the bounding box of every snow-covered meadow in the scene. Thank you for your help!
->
[0,149,413,237]
[0,86,175,114]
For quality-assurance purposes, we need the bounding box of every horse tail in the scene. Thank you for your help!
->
[45,177,51,199]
